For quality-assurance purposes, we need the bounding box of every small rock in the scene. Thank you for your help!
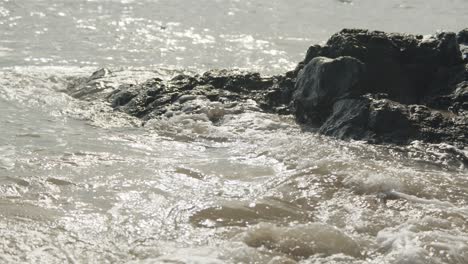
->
[89,68,111,80]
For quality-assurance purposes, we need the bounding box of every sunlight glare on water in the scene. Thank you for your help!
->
[1,0,468,73]
[0,0,468,263]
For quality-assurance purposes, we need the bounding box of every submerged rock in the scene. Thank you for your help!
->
[69,28,468,146]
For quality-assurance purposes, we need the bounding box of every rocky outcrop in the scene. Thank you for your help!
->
[294,29,463,104]
[291,29,468,145]
[102,69,293,120]
[69,28,468,146]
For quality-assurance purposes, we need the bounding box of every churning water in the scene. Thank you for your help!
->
[0,0,467,263]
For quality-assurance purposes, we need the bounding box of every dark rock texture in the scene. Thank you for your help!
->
[458,28,468,44]
[318,95,467,144]
[293,56,365,124]
[459,29,468,61]
[70,28,468,146]
[104,69,292,120]
[295,29,463,104]
[291,29,468,145]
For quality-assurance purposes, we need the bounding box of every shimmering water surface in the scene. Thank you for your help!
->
[1,0,468,72]
[1,0,468,263]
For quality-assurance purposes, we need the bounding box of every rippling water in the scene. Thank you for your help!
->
[2,0,468,72]
[1,0,468,263]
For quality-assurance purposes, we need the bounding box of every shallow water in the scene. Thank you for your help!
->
[1,0,468,263]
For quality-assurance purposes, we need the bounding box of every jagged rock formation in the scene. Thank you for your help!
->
[69,28,468,146]
[291,29,467,145]
[105,70,293,120]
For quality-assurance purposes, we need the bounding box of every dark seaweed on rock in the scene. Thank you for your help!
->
[72,28,468,147]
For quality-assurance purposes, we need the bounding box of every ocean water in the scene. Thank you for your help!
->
[0,0,468,263]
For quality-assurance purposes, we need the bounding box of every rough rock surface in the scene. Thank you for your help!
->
[293,56,365,124]
[107,70,296,120]
[459,29,468,61]
[292,29,468,145]
[294,29,463,104]
[69,69,294,120]
[458,28,468,44]
[69,28,468,146]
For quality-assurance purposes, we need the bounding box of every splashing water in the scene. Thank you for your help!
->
[1,0,468,263]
